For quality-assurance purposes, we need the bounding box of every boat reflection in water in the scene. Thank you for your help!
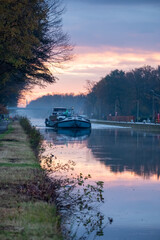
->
[44,127,91,143]
[57,128,91,137]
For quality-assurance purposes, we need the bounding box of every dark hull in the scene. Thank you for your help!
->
[56,119,91,128]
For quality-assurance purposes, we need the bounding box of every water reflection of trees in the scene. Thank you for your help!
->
[88,129,160,179]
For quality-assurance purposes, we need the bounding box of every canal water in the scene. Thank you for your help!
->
[31,118,160,240]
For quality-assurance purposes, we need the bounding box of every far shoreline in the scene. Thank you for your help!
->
[91,119,160,132]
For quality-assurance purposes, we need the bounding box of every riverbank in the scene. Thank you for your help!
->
[0,121,62,240]
[91,119,160,131]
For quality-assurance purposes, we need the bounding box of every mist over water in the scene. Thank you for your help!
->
[26,116,160,240]
[24,94,86,119]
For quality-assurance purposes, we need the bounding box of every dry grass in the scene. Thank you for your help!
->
[0,122,36,164]
[0,121,62,240]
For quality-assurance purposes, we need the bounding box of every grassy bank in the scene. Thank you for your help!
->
[91,120,160,132]
[0,121,62,240]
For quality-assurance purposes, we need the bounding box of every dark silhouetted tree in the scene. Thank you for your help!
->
[0,0,72,106]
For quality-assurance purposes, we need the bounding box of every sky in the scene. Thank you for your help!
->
[20,0,160,106]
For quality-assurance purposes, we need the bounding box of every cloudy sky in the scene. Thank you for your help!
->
[22,0,160,105]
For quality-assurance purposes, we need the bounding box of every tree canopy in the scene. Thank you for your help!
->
[85,66,160,121]
[0,0,72,106]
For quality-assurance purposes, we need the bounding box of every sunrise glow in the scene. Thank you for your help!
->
[19,46,160,107]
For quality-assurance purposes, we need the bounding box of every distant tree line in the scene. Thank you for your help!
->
[0,0,72,108]
[85,66,160,121]
[26,94,86,118]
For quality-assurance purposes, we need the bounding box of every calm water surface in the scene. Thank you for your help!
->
[31,118,160,240]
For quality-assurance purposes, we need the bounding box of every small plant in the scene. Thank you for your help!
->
[39,146,108,239]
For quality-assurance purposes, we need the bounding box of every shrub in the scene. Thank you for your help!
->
[20,117,42,156]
